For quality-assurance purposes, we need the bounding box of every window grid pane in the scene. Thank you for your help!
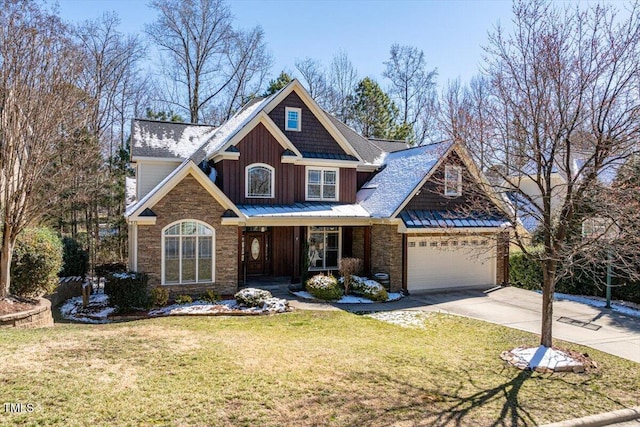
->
[164,222,214,284]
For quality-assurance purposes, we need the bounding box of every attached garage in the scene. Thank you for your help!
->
[406,235,496,292]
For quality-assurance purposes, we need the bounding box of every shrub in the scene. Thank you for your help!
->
[306,274,343,300]
[104,272,149,312]
[339,257,363,295]
[150,287,169,307]
[235,288,272,307]
[59,237,89,278]
[174,294,193,305]
[509,250,544,290]
[10,227,63,298]
[351,276,389,302]
[200,289,221,303]
[95,262,127,278]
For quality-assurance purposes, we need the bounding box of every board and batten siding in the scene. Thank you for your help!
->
[137,161,182,199]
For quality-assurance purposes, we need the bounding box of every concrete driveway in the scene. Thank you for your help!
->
[336,286,640,363]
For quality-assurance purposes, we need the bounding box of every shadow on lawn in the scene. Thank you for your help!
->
[342,367,626,427]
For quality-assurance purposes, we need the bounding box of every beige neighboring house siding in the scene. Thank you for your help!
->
[370,224,403,293]
[137,161,182,199]
[136,173,238,295]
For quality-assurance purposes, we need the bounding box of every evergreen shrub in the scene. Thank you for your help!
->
[10,227,63,298]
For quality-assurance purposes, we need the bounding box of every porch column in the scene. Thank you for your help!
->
[364,226,371,276]
[292,226,301,283]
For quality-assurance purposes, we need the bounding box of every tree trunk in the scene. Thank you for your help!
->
[0,223,14,298]
[540,259,557,348]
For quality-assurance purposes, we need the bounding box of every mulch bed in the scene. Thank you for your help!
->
[0,297,39,316]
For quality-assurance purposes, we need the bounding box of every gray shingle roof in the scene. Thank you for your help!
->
[325,114,408,165]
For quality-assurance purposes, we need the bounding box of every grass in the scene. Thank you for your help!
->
[0,311,638,426]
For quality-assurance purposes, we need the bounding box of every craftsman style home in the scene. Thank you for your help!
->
[125,80,510,296]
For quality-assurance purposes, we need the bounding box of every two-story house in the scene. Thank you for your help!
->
[125,80,511,296]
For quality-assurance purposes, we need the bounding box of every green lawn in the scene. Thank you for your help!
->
[1,311,638,426]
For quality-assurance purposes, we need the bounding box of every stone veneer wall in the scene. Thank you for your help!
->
[0,298,53,328]
[136,173,238,296]
[351,227,365,261]
[370,224,403,292]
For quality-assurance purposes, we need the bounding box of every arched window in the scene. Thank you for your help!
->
[246,163,274,198]
[163,220,214,285]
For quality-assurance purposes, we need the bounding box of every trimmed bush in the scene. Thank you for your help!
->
[351,276,389,302]
[60,237,89,278]
[174,294,193,305]
[306,274,343,301]
[10,227,63,298]
[235,288,272,307]
[150,287,169,307]
[509,251,544,290]
[200,289,221,303]
[104,272,149,312]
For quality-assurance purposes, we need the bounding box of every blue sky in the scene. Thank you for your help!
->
[56,0,518,88]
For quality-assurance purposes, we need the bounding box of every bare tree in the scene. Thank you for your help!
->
[295,57,329,105]
[216,26,272,123]
[383,44,438,144]
[0,1,88,297]
[476,0,640,347]
[326,51,359,123]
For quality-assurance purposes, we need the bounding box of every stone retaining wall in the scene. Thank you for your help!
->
[0,298,53,328]
[47,276,84,308]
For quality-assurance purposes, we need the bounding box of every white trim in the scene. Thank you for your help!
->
[294,158,358,168]
[136,217,157,226]
[285,107,302,131]
[129,222,138,271]
[126,160,244,221]
[211,151,241,161]
[305,166,339,201]
[307,226,342,271]
[161,219,215,285]
[245,163,275,199]
[444,165,463,196]
[130,156,184,164]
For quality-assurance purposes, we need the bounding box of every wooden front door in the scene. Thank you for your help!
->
[246,232,267,275]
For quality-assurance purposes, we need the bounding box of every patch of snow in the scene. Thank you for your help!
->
[357,141,452,218]
[366,310,430,328]
[133,122,217,159]
[208,167,217,183]
[125,176,137,207]
[293,291,402,304]
[507,346,581,370]
[536,291,640,319]
[149,297,289,316]
[59,293,115,324]
[112,272,136,279]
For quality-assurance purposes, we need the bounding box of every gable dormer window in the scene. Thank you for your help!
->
[285,107,301,132]
[246,163,274,198]
[444,165,462,197]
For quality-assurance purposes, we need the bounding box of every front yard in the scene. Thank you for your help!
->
[1,311,638,426]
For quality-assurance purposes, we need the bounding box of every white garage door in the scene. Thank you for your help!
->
[407,236,496,292]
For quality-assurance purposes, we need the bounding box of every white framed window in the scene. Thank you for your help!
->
[245,163,274,198]
[162,220,214,285]
[308,226,341,270]
[444,165,462,196]
[285,107,302,131]
[306,167,339,201]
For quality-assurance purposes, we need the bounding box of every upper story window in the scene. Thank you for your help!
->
[306,167,338,201]
[285,107,302,132]
[246,163,274,198]
[444,165,462,197]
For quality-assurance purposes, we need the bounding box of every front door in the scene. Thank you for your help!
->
[246,232,266,275]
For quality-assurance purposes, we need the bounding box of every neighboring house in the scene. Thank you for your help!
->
[125,80,511,296]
